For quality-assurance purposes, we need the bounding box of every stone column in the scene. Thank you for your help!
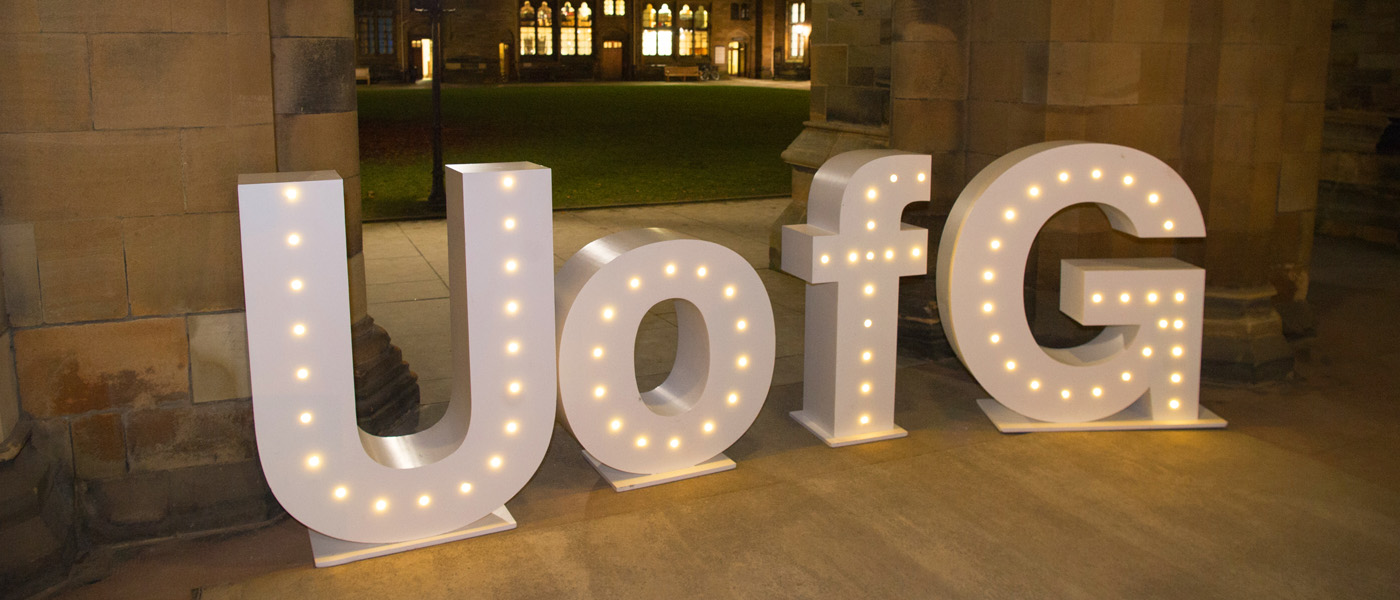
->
[0,244,73,597]
[886,0,967,357]
[0,259,16,449]
[270,0,420,433]
[1177,0,1331,381]
[770,0,894,268]
[780,0,1333,381]
[1316,0,1400,249]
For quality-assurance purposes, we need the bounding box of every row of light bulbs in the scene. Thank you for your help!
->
[1010,169,1174,231]
[845,173,929,429]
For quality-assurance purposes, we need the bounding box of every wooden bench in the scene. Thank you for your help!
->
[355,67,371,84]
[664,65,701,81]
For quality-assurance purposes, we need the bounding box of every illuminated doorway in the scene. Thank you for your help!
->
[418,38,434,79]
[499,43,511,80]
[726,41,745,76]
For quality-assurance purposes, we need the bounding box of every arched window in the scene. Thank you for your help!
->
[642,4,661,55]
[578,3,593,53]
[561,2,576,54]
[603,0,625,16]
[560,2,594,55]
[537,1,554,54]
[677,5,708,56]
[787,1,808,61]
[519,2,538,55]
[678,5,693,56]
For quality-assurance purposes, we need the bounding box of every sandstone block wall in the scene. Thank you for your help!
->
[779,0,1335,380]
[0,0,279,544]
[1317,0,1399,248]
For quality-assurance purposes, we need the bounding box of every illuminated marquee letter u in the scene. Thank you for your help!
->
[937,142,1224,430]
[237,164,556,560]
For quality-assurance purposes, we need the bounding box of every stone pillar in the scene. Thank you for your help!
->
[0,257,17,448]
[1316,0,1400,249]
[270,0,420,434]
[886,0,967,357]
[770,0,894,268]
[1177,0,1331,381]
[0,0,281,557]
[780,0,1334,381]
[0,239,74,598]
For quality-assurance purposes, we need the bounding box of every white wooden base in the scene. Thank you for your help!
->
[790,410,909,447]
[308,505,515,567]
[976,398,1227,433]
[582,451,735,492]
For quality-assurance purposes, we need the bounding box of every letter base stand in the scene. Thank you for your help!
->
[308,506,516,567]
[790,410,909,447]
[976,397,1227,433]
[582,451,736,492]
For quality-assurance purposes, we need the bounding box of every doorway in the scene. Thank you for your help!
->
[726,41,745,76]
[601,40,623,80]
[498,43,511,81]
[419,38,434,79]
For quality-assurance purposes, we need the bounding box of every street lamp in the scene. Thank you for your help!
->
[412,0,456,212]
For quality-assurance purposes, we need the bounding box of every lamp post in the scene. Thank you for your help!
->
[413,0,455,212]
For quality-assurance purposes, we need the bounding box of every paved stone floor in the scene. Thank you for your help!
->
[54,199,1400,599]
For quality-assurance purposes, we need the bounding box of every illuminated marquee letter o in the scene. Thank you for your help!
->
[555,229,775,475]
[937,142,1207,424]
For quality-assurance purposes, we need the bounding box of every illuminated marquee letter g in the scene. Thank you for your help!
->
[937,142,1219,428]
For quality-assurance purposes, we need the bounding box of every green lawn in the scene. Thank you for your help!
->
[357,85,809,219]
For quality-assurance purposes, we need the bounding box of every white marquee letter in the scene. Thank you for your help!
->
[555,229,774,488]
[936,142,1223,430]
[781,151,930,446]
[238,164,556,563]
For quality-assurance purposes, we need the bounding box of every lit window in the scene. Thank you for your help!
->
[679,5,693,56]
[643,4,673,56]
[561,2,577,55]
[560,2,593,55]
[787,1,808,61]
[693,6,709,55]
[520,1,554,56]
[578,3,593,54]
[674,5,708,56]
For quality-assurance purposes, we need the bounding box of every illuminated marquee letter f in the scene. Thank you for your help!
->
[781,151,931,446]
[237,164,556,566]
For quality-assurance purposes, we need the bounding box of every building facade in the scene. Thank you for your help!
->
[354,0,813,82]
